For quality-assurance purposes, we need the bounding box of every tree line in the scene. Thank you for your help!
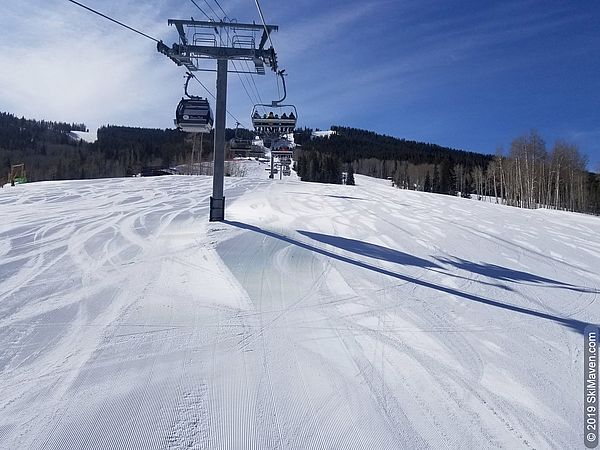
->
[294,126,600,215]
[3,111,598,215]
[474,131,599,214]
[0,111,253,184]
[295,126,492,193]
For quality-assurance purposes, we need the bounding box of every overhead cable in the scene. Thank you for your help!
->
[200,0,221,21]
[254,0,275,49]
[189,73,247,127]
[65,0,160,42]
[213,0,229,20]
[187,0,213,21]
[66,0,248,129]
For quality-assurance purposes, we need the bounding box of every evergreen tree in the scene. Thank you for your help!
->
[424,171,431,192]
[448,165,457,196]
[346,165,355,185]
[432,164,440,193]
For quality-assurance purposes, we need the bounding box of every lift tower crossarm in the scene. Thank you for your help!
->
[159,19,279,73]
[167,20,278,50]
[157,43,276,73]
[172,45,270,61]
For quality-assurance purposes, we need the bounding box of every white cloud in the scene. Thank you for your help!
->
[273,3,377,61]
[0,0,195,130]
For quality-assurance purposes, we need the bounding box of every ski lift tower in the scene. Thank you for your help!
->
[158,20,279,221]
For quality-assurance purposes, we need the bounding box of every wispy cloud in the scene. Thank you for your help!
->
[274,3,378,61]
[0,0,189,129]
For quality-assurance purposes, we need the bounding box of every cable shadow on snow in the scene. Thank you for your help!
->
[284,192,368,201]
[297,231,512,292]
[438,257,566,284]
[436,257,598,293]
[224,221,591,335]
[297,231,442,269]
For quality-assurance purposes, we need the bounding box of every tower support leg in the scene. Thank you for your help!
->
[210,58,228,222]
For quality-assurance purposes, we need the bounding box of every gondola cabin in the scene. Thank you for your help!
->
[175,98,213,133]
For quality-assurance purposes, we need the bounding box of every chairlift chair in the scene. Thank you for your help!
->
[230,138,252,150]
[230,121,252,152]
[251,69,297,137]
[271,138,293,151]
[251,105,297,136]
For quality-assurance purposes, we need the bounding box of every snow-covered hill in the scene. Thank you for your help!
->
[1,166,598,449]
[312,129,336,138]
[68,130,98,143]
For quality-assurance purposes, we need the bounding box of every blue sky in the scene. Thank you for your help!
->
[1,0,599,169]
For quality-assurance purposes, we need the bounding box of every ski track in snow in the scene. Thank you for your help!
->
[0,166,598,449]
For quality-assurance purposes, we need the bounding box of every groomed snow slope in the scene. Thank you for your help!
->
[1,167,598,449]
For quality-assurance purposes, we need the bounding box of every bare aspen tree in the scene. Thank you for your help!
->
[472,166,484,200]
[509,131,546,208]
[454,164,465,195]
[487,158,499,203]
[498,151,506,204]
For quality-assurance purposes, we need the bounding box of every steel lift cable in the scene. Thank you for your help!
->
[66,0,245,128]
[201,5,267,120]
[186,2,259,125]
[213,0,229,20]
[191,3,256,105]
[65,0,160,42]
[254,0,274,49]
[189,73,247,127]
[187,0,213,21]
[252,0,281,101]
[200,0,221,22]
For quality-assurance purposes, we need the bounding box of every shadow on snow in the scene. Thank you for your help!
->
[224,221,592,335]
[435,257,595,293]
[297,230,441,269]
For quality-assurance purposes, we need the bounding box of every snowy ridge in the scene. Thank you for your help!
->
[68,130,98,143]
[0,166,598,448]
[312,130,336,139]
